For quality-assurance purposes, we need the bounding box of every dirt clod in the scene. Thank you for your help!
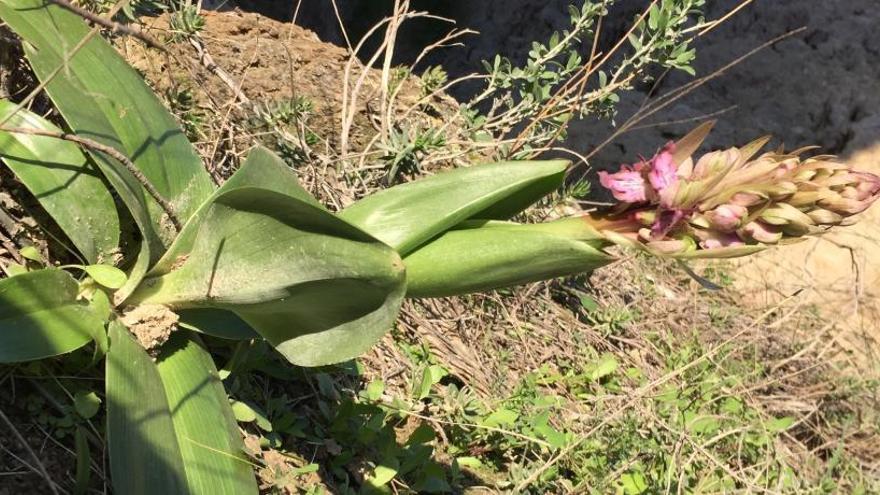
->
[119,304,180,353]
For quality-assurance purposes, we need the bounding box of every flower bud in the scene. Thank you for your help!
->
[806,208,843,225]
[793,169,817,181]
[759,203,814,229]
[817,182,880,215]
[786,190,823,207]
[730,191,765,207]
[740,221,782,244]
[704,204,747,232]
[692,149,739,179]
[771,158,798,178]
[767,181,797,200]
[689,214,710,229]
[646,237,694,255]
[696,230,745,250]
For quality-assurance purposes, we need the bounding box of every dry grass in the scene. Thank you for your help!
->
[361,251,880,491]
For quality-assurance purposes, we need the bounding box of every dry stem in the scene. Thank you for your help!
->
[0,126,182,231]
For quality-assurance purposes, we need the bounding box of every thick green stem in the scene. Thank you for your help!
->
[403,217,615,298]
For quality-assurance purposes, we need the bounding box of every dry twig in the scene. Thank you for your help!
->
[0,126,182,231]
[50,0,166,50]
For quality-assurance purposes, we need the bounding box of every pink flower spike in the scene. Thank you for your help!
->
[598,166,647,203]
[648,142,678,192]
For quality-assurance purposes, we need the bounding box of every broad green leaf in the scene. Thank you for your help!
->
[293,464,320,475]
[686,415,720,435]
[230,400,258,423]
[766,416,795,433]
[585,353,618,381]
[365,380,385,401]
[4,263,27,277]
[535,423,567,449]
[339,160,568,255]
[156,332,259,494]
[365,459,399,488]
[417,364,448,400]
[403,219,613,297]
[455,457,483,469]
[82,264,127,289]
[232,146,322,207]
[232,400,274,432]
[620,471,648,495]
[0,0,215,296]
[229,400,271,431]
[0,101,119,264]
[579,294,599,312]
[106,322,187,494]
[128,187,406,366]
[0,269,106,363]
[0,0,214,230]
[107,324,257,495]
[150,145,323,276]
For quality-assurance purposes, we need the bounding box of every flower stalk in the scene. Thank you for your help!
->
[403,122,880,296]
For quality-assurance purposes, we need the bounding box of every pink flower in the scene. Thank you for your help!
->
[599,165,647,203]
[704,204,748,232]
[648,142,678,192]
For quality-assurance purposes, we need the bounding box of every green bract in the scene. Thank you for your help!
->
[0,1,614,492]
